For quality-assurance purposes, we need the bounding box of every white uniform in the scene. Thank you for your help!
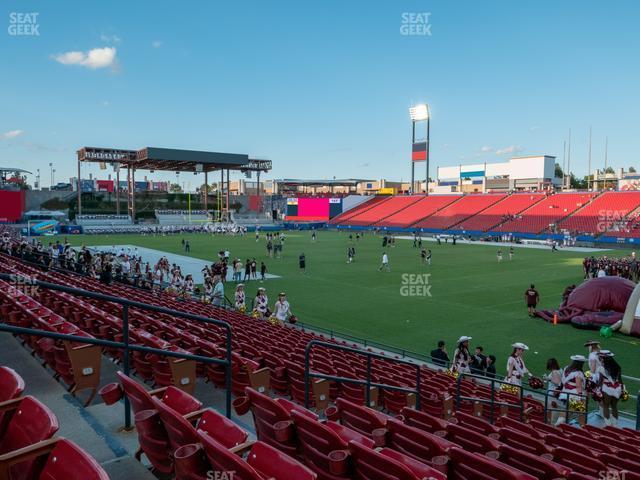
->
[235,290,245,310]
[559,368,585,402]
[588,351,602,375]
[254,294,268,315]
[505,356,528,386]
[274,300,290,321]
[593,366,622,399]
[452,348,471,374]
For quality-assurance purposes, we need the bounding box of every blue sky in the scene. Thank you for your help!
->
[1,0,639,188]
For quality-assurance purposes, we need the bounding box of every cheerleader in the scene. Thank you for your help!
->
[585,339,604,417]
[555,354,586,425]
[594,351,623,426]
[203,278,213,303]
[254,287,269,318]
[585,340,602,375]
[274,292,291,322]
[505,342,529,386]
[235,284,246,311]
[184,274,195,296]
[452,336,472,374]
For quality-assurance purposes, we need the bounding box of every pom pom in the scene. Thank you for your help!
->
[621,389,630,402]
[500,383,520,395]
[568,398,586,412]
[445,369,459,379]
[528,376,544,390]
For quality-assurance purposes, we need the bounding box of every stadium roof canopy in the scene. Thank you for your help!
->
[0,167,33,175]
[77,147,271,173]
[275,178,374,187]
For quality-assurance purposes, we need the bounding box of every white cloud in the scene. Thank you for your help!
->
[1,130,24,140]
[480,145,494,153]
[495,145,524,155]
[102,101,110,107]
[359,162,370,168]
[52,47,117,70]
[530,125,541,131]
[100,34,121,44]
[151,40,163,48]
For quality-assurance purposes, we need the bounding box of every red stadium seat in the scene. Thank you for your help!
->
[198,430,317,480]
[385,417,455,468]
[290,409,358,480]
[116,370,202,416]
[348,439,445,480]
[401,406,450,434]
[0,367,25,430]
[447,446,536,480]
[243,387,299,456]
[549,446,608,478]
[495,444,570,480]
[0,439,108,480]
[334,398,388,438]
[0,396,60,480]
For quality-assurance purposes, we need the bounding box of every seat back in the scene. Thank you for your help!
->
[246,440,317,480]
[401,407,449,434]
[551,446,607,477]
[152,397,198,452]
[116,371,154,414]
[0,367,25,402]
[497,444,570,480]
[197,429,263,480]
[39,439,109,480]
[348,439,421,480]
[245,387,296,453]
[386,417,453,462]
[0,396,60,480]
[161,385,202,415]
[291,409,348,475]
[445,423,500,454]
[447,447,536,480]
[335,398,386,437]
[198,409,248,449]
[497,427,549,456]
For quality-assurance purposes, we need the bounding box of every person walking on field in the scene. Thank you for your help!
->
[378,252,390,272]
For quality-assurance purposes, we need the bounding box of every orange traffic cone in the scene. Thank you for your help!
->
[553,314,558,326]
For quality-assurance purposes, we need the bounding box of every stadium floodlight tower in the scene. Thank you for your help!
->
[409,103,430,195]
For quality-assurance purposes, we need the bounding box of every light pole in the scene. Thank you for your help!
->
[409,104,430,195]
[36,169,40,190]
[49,162,53,188]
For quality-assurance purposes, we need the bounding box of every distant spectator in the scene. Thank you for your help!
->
[470,346,487,375]
[525,284,539,316]
[430,340,450,367]
[485,355,497,378]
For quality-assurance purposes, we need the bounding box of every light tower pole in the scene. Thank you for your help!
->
[409,104,430,195]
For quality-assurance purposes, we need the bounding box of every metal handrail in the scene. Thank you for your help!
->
[304,340,421,410]
[0,273,233,427]
[455,372,591,425]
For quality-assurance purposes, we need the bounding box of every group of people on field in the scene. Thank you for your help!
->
[583,253,639,281]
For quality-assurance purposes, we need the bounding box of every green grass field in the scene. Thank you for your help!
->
[48,231,640,384]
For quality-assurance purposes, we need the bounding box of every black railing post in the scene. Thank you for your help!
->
[304,342,311,409]
[365,356,372,408]
[543,389,549,424]
[489,379,495,424]
[415,364,421,411]
[455,374,462,411]
[225,326,232,418]
[518,383,524,422]
[122,304,132,430]
[636,390,640,430]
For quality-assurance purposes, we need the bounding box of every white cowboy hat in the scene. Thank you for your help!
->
[598,350,614,357]
[258,287,266,292]
[457,336,472,343]
[511,342,529,350]
[570,354,587,362]
[236,284,244,288]
[583,340,600,347]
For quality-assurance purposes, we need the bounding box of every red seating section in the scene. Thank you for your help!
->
[374,195,459,228]
[455,193,545,232]
[329,197,389,225]
[414,194,507,230]
[495,193,598,234]
[342,196,423,226]
[557,191,640,234]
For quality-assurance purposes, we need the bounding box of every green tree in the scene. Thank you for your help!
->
[554,163,564,178]
[169,183,182,193]
[605,166,615,174]
[629,166,636,173]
